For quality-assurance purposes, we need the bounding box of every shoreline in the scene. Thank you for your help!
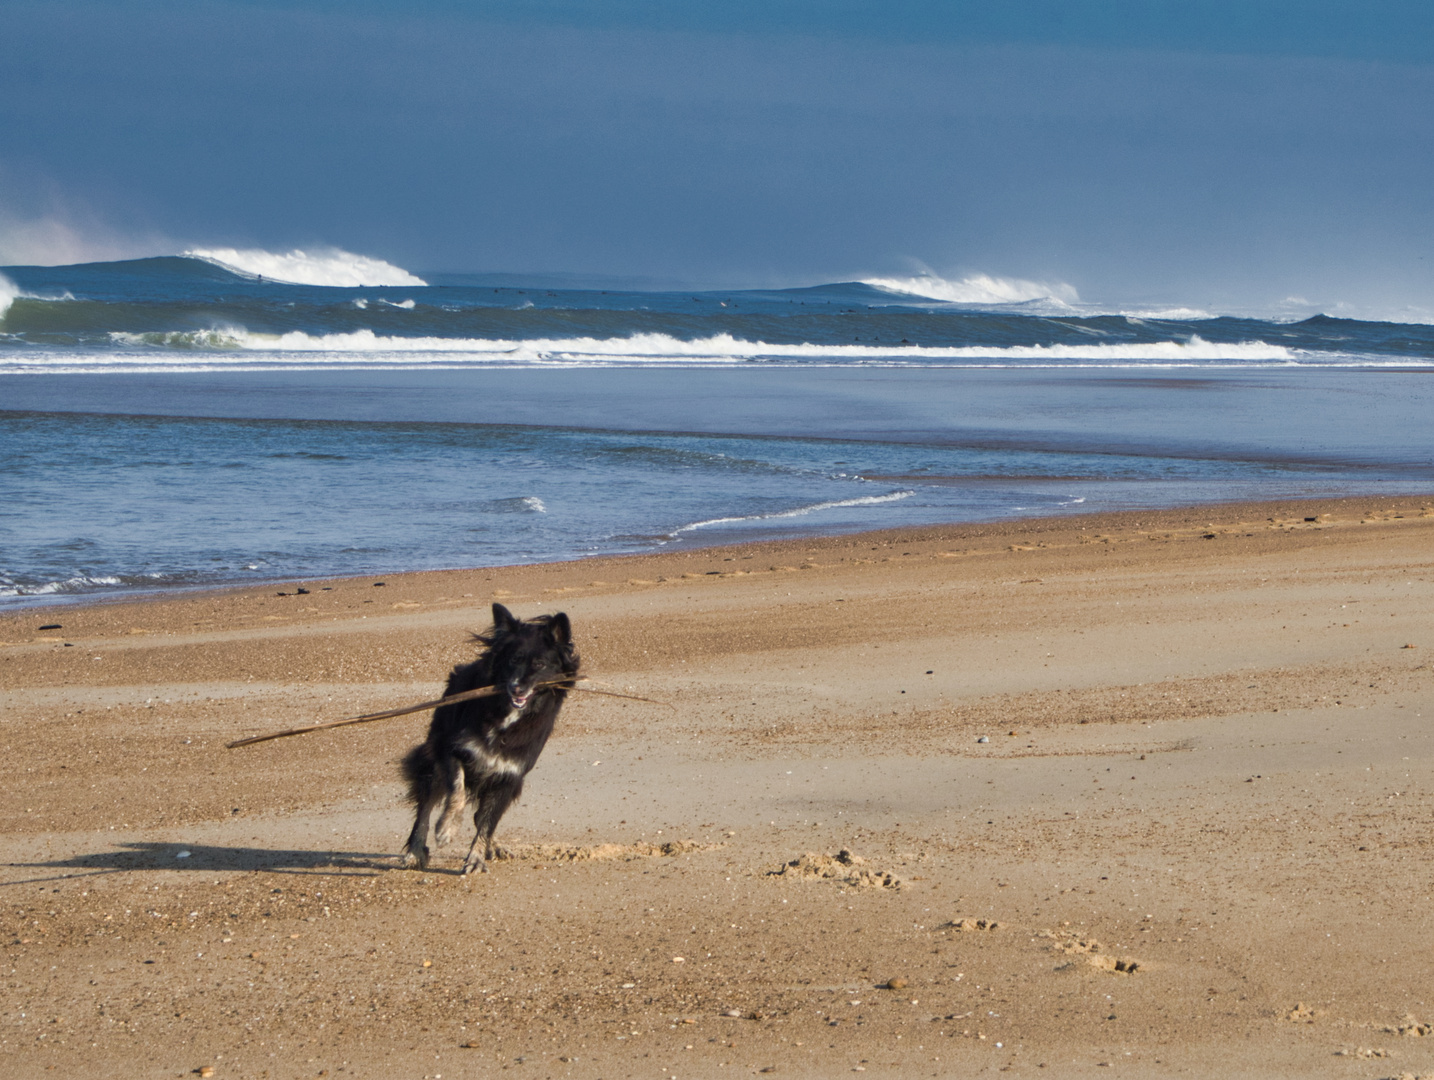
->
[3,489,1433,1077]
[5,490,1431,623]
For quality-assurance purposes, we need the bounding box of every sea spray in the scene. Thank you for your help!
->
[183,246,426,287]
[0,273,18,321]
[863,272,1080,305]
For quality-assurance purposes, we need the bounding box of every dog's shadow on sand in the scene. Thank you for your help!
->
[4,841,400,885]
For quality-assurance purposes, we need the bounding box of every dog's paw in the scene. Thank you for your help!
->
[488,844,513,862]
[400,847,429,870]
[461,857,488,875]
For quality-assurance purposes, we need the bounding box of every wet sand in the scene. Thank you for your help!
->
[2,495,1433,1079]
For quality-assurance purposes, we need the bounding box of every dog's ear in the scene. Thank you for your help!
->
[547,612,571,646]
[491,602,519,632]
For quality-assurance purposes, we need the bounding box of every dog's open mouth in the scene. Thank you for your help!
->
[508,689,532,709]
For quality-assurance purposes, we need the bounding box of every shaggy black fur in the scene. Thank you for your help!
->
[400,603,579,873]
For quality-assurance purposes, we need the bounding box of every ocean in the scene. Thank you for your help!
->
[3,250,1432,605]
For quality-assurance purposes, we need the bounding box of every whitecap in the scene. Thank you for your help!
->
[864,272,1079,306]
[1120,307,1215,321]
[485,496,547,513]
[183,246,426,288]
[0,273,18,320]
[114,327,1296,363]
[12,327,1390,373]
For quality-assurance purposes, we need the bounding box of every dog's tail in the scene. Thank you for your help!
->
[401,742,437,806]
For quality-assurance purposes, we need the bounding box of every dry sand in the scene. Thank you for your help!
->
[2,495,1433,1079]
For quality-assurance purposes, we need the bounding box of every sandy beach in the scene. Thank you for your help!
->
[2,494,1432,1079]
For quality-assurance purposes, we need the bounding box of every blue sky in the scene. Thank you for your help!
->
[3,1,1432,312]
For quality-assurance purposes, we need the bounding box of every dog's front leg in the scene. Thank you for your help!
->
[461,829,488,874]
[465,781,520,872]
[486,836,512,862]
[462,784,512,875]
[433,759,467,847]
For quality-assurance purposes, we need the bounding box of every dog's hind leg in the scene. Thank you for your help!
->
[401,791,438,866]
[433,757,468,847]
[400,743,440,869]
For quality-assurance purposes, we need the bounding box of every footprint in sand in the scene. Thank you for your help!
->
[768,849,902,889]
[1336,1046,1389,1059]
[1379,1014,1434,1037]
[1039,929,1141,973]
[496,840,721,862]
[948,918,1002,932]
[1085,954,1141,974]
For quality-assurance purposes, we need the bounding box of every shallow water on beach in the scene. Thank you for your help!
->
[4,366,1433,604]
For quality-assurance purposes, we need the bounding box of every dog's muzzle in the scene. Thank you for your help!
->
[507,685,533,710]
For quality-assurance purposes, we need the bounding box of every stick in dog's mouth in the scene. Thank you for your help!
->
[226,678,672,749]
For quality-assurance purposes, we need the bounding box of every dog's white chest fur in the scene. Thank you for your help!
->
[458,734,526,778]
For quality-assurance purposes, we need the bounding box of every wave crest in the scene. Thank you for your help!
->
[864,273,1079,306]
[99,328,1294,363]
[183,246,426,288]
[0,273,18,320]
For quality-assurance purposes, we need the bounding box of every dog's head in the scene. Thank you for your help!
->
[481,602,579,710]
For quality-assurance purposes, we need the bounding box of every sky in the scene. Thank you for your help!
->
[3,1,1433,313]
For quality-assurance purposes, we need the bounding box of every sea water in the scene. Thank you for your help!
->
[2,252,1432,604]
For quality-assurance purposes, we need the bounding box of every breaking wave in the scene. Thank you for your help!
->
[0,573,123,598]
[183,246,426,288]
[99,328,1298,365]
[0,273,18,320]
[864,273,1080,306]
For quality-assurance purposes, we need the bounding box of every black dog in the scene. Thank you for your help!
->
[401,603,580,873]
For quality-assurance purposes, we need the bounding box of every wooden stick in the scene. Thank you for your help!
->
[226,682,515,748]
[567,684,678,710]
[225,678,671,749]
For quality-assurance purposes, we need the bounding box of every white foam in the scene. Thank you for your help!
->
[673,490,915,536]
[183,247,426,288]
[1121,307,1216,321]
[0,573,124,598]
[14,328,1404,373]
[0,273,18,320]
[198,328,1296,363]
[864,273,1080,306]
